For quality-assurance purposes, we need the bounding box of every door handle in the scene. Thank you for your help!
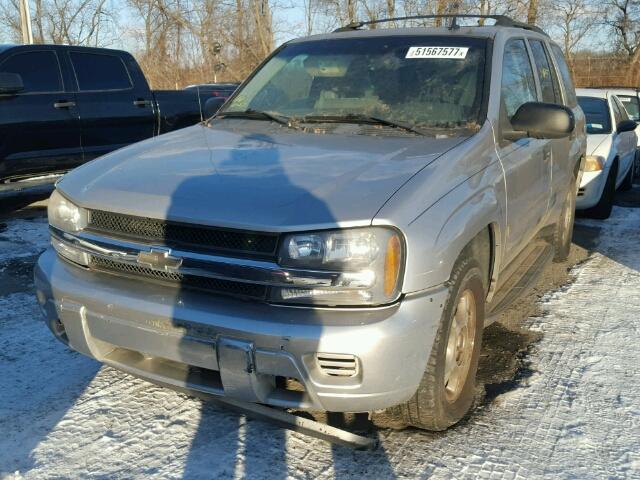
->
[53,101,76,109]
[133,99,152,107]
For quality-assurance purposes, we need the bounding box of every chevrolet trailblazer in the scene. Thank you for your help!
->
[35,15,586,431]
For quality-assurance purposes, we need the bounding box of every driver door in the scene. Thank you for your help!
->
[496,39,552,266]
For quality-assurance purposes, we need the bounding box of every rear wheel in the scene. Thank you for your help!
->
[585,163,617,220]
[393,255,485,431]
[553,179,576,262]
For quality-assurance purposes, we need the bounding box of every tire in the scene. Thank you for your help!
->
[620,160,634,191]
[585,162,617,220]
[393,254,485,431]
[552,178,576,263]
[634,151,640,180]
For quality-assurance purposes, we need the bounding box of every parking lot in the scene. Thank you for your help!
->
[1,186,638,479]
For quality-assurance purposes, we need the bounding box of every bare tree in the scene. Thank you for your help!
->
[606,0,640,58]
[0,0,117,45]
[549,0,600,70]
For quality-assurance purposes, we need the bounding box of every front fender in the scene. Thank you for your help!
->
[398,165,504,293]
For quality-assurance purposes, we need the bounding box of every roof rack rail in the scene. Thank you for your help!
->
[333,14,547,36]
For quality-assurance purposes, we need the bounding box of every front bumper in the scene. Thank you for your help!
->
[576,169,607,210]
[35,248,448,412]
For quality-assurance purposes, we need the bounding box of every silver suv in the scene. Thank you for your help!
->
[35,16,586,430]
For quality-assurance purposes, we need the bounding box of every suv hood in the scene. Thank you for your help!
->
[58,123,467,231]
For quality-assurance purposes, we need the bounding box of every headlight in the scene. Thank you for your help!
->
[48,189,88,232]
[48,189,89,266]
[584,155,604,172]
[272,227,404,306]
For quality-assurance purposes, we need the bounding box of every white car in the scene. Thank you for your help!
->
[576,88,637,219]
[610,88,640,178]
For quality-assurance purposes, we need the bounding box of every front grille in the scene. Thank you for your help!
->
[90,256,267,300]
[87,210,278,257]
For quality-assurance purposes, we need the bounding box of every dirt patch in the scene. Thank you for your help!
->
[0,194,49,217]
[473,236,591,405]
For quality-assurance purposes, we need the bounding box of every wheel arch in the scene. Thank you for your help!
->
[401,180,504,296]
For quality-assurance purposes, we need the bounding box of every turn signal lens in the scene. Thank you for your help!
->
[384,234,402,297]
[584,155,604,172]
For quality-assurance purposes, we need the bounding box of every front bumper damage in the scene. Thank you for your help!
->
[35,248,447,412]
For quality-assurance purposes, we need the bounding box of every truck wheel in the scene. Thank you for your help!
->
[586,163,617,220]
[395,255,485,431]
[620,161,634,191]
[552,179,576,262]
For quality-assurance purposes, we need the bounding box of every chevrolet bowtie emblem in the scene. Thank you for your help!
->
[137,247,183,271]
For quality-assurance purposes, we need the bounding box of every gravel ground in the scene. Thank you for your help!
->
[0,188,639,479]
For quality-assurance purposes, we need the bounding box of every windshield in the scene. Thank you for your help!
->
[617,94,640,121]
[222,36,488,134]
[578,96,612,134]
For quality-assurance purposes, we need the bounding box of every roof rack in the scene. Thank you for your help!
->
[333,14,548,36]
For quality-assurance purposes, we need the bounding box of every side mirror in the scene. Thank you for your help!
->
[204,97,226,118]
[616,119,637,133]
[506,102,575,140]
[0,72,24,95]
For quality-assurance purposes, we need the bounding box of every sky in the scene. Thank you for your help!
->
[0,0,607,56]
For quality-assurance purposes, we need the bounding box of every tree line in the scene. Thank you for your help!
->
[0,0,638,88]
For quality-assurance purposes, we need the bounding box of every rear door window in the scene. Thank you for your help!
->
[529,40,562,104]
[577,96,611,134]
[70,52,132,91]
[501,39,538,119]
[0,50,63,93]
[550,44,577,107]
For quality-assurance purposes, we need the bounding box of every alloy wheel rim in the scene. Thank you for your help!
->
[444,289,477,403]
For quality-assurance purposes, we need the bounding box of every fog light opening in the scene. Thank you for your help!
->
[275,376,306,393]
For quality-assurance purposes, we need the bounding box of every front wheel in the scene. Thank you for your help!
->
[393,255,485,431]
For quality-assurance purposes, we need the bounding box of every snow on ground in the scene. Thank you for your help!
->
[1,207,639,479]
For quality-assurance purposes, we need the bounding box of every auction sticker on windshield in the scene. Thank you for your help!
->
[405,46,469,59]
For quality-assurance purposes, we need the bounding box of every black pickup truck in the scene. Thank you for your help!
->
[0,44,206,185]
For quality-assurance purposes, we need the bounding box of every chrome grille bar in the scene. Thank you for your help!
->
[51,227,375,290]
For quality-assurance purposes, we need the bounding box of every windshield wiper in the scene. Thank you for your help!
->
[300,114,425,136]
[214,109,298,129]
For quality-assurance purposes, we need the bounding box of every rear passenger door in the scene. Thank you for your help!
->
[549,43,585,186]
[0,48,82,180]
[528,39,567,212]
[496,38,551,264]
[68,50,156,161]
